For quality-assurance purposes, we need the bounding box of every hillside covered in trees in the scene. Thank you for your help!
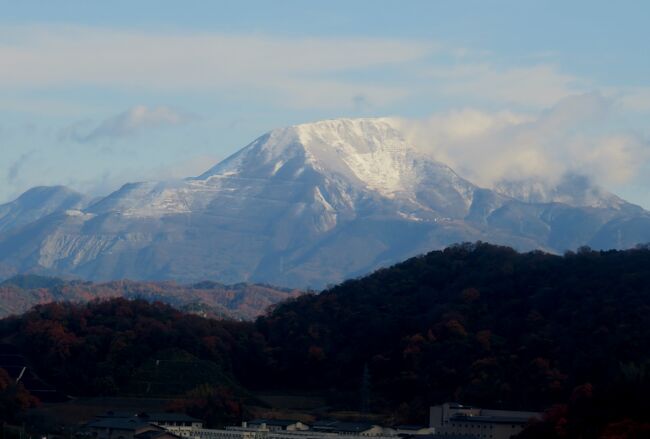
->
[0,243,649,437]
[0,275,300,320]
[256,243,650,436]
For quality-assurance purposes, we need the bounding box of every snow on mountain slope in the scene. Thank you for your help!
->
[0,118,648,288]
[202,118,461,197]
[0,186,88,233]
[90,118,478,221]
[493,174,638,210]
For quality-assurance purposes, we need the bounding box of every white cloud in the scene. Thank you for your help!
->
[0,26,436,85]
[0,25,436,110]
[2,24,648,114]
[61,105,195,142]
[579,135,647,184]
[425,63,584,108]
[397,93,649,189]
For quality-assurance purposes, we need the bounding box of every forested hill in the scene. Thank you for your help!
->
[1,243,649,437]
[0,275,300,320]
[0,299,260,425]
[256,243,650,435]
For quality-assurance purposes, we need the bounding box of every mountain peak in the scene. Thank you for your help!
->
[199,117,442,199]
[14,185,81,203]
[291,117,403,149]
[0,185,88,233]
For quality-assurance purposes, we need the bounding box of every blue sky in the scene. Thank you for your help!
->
[1,1,649,207]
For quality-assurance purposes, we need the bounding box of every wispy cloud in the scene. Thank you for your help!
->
[61,153,222,199]
[425,63,584,108]
[7,151,35,184]
[61,105,195,142]
[1,25,649,113]
[0,25,436,110]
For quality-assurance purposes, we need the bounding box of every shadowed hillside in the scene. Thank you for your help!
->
[1,243,649,437]
[255,243,650,434]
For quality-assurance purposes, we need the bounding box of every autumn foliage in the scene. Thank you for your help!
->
[0,367,39,422]
[1,243,649,437]
[0,299,263,397]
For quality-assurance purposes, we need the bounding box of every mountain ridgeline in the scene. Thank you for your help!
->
[1,118,650,288]
[1,243,648,437]
[0,275,300,320]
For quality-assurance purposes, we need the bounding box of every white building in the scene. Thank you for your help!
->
[311,421,386,436]
[141,413,204,437]
[174,420,398,439]
[245,420,310,432]
[429,403,541,439]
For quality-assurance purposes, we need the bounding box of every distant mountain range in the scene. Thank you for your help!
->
[1,118,649,288]
[0,274,299,320]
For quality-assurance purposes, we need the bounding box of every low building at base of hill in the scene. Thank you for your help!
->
[87,412,204,439]
[429,403,541,439]
[85,418,181,439]
[87,406,537,439]
[165,419,434,439]
[311,421,385,436]
[244,420,310,432]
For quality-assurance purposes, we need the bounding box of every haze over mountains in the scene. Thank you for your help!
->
[0,274,298,320]
[1,118,649,288]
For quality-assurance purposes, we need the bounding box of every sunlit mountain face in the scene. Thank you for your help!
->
[0,118,648,288]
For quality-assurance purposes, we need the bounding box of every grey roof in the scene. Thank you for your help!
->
[135,430,181,439]
[449,415,533,424]
[394,425,427,430]
[312,421,377,433]
[248,419,301,427]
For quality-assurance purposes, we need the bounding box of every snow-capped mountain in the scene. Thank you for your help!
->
[0,118,648,288]
[0,186,89,233]
[88,119,477,221]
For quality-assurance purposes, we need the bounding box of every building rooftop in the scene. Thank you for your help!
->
[248,419,303,427]
[312,421,377,433]
[449,415,535,424]
[394,425,428,430]
[135,430,181,439]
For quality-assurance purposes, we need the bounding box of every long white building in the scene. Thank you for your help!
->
[165,419,432,439]
[429,403,541,439]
